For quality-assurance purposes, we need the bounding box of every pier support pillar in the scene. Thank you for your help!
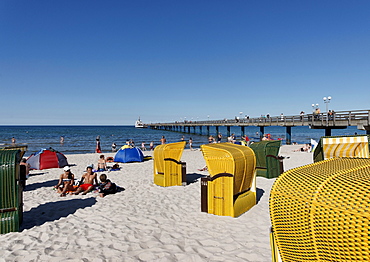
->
[193,126,196,134]
[259,126,264,141]
[227,126,231,138]
[199,126,202,135]
[325,128,332,136]
[207,126,210,137]
[215,126,219,136]
[187,126,191,133]
[286,126,292,145]
[241,126,245,138]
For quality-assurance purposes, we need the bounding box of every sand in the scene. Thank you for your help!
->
[0,144,313,262]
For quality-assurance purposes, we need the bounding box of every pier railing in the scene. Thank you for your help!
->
[148,109,370,129]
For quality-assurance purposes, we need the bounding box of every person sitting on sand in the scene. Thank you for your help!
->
[98,174,117,198]
[198,166,208,171]
[294,144,311,152]
[54,166,75,197]
[97,155,106,171]
[74,166,98,195]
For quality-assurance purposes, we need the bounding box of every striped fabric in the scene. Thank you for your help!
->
[322,136,369,159]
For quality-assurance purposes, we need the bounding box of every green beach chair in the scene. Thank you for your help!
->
[0,149,24,234]
[249,140,283,178]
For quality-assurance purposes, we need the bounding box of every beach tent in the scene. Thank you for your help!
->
[114,147,144,163]
[27,148,68,170]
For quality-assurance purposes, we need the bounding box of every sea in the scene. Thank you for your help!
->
[0,125,365,156]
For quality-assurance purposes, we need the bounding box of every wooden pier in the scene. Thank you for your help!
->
[145,109,370,144]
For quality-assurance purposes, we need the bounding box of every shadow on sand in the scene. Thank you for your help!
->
[21,197,97,230]
[256,188,265,204]
[186,173,207,185]
[24,179,59,192]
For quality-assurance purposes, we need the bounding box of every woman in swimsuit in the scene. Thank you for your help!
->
[54,166,75,197]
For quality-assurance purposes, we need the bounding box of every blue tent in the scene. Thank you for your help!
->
[114,147,144,163]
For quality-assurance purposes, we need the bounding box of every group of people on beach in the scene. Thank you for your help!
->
[54,155,118,198]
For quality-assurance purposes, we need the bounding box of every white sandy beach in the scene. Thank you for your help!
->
[0,145,313,262]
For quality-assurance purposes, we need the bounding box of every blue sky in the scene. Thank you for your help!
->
[1,1,369,125]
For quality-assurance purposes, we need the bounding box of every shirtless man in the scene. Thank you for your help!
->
[160,136,166,145]
[74,166,98,195]
[97,155,106,171]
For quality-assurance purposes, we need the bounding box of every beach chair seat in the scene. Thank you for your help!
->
[153,141,186,187]
[200,143,256,218]
[249,140,283,178]
[313,134,370,162]
[269,158,370,261]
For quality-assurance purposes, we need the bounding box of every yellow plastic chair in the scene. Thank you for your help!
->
[269,157,370,261]
[313,135,369,162]
[200,143,256,218]
[153,141,186,187]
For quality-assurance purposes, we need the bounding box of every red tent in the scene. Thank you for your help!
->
[27,148,68,170]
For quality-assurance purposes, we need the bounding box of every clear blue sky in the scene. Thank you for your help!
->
[1,1,369,125]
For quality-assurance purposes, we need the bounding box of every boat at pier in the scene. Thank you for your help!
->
[135,117,146,128]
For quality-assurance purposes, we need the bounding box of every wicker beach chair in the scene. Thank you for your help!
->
[249,140,283,178]
[0,149,24,234]
[153,141,186,187]
[269,158,370,261]
[200,143,256,218]
[313,134,370,162]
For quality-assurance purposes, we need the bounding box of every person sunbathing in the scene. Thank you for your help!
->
[74,166,98,195]
[98,174,117,197]
[54,166,75,197]
[97,155,106,171]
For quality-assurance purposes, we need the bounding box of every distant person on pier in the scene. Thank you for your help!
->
[160,136,166,144]
[300,111,305,121]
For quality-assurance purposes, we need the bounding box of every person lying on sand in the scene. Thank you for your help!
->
[293,144,311,152]
[98,174,117,198]
[198,166,208,171]
[54,166,76,197]
[74,166,98,195]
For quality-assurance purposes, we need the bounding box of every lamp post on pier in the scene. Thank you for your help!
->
[323,96,332,125]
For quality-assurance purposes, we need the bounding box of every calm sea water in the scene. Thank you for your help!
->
[0,125,365,156]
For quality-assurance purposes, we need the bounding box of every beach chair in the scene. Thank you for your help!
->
[269,158,370,261]
[0,149,24,234]
[200,143,256,218]
[249,140,283,178]
[153,141,186,187]
[313,134,370,162]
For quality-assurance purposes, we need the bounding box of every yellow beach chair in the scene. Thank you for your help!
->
[200,143,256,218]
[313,135,369,162]
[269,158,370,261]
[153,141,186,187]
